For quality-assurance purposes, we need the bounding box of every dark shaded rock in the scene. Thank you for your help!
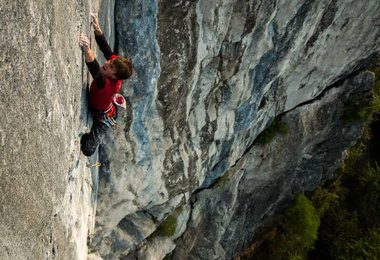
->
[173,71,375,259]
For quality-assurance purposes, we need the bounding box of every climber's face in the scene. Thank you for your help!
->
[100,60,117,79]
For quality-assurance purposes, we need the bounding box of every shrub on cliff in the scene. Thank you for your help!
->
[342,59,380,123]
[267,194,320,260]
[151,206,183,238]
[255,117,288,145]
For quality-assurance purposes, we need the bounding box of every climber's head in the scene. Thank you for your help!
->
[100,57,133,80]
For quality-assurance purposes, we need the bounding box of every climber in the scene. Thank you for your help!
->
[79,13,133,157]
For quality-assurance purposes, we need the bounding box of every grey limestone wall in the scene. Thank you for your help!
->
[1,0,379,259]
[0,0,103,258]
[90,0,380,258]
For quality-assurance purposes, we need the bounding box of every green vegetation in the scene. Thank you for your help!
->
[266,194,320,260]
[214,171,232,188]
[310,186,339,216]
[342,59,380,123]
[342,95,374,122]
[255,117,288,145]
[372,59,380,92]
[309,162,380,260]
[155,214,177,237]
[152,206,183,238]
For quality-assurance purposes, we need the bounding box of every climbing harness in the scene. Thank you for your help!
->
[101,114,118,128]
[86,161,102,168]
[98,94,127,129]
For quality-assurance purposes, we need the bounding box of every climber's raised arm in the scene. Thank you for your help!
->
[79,35,94,62]
[79,35,106,88]
[91,13,114,60]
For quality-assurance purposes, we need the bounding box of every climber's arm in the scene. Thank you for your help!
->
[82,46,95,63]
[95,34,114,60]
[91,13,114,60]
[86,57,106,88]
[79,35,106,88]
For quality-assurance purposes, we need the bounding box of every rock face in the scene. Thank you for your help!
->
[1,0,379,259]
[173,70,375,259]
[0,0,105,258]
[90,0,380,259]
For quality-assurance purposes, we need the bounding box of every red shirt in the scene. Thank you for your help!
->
[89,54,122,117]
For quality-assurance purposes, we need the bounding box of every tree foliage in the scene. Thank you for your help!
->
[310,163,380,260]
[266,195,320,260]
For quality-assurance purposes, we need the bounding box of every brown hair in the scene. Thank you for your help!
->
[113,57,133,80]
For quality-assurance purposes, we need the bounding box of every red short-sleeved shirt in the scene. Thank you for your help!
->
[89,54,122,117]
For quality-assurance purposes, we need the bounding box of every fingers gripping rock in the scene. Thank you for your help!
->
[90,13,102,34]
[79,34,90,51]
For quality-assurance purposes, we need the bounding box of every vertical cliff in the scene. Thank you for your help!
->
[1,0,379,259]
[89,0,380,259]
[0,0,103,258]
[172,70,375,259]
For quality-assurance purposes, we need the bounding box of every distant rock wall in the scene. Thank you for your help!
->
[172,70,375,259]
[89,0,380,259]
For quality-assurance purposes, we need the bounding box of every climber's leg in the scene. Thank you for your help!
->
[81,120,109,157]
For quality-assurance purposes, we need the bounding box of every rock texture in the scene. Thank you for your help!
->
[1,0,380,259]
[173,70,375,259]
[90,0,380,259]
[0,0,104,258]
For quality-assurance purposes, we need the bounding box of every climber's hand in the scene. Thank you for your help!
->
[90,13,102,35]
[79,34,91,51]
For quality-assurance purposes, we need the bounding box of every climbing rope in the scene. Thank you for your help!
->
[86,161,101,168]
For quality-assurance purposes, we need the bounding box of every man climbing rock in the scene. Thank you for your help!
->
[79,13,133,157]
